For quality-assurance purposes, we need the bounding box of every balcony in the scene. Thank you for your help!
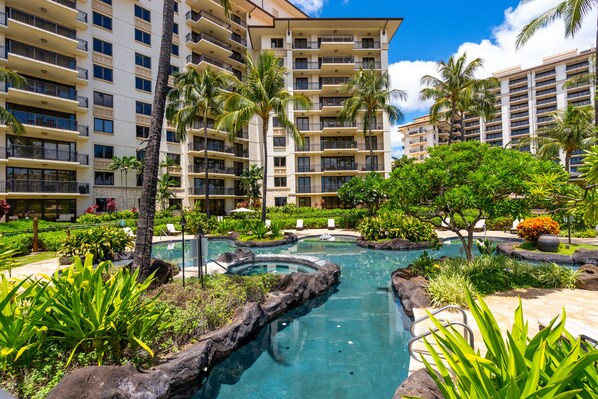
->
[320,57,355,73]
[294,82,321,92]
[229,33,247,47]
[186,32,231,58]
[293,61,320,71]
[187,142,235,155]
[1,145,88,165]
[230,14,247,29]
[8,108,88,137]
[320,35,354,53]
[7,0,80,28]
[296,184,347,193]
[3,41,87,84]
[5,8,87,55]
[354,41,381,49]
[188,165,237,175]
[186,53,233,73]
[1,78,87,112]
[355,61,381,70]
[321,141,358,150]
[189,187,237,196]
[0,180,90,194]
[293,41,320,50]
[185,10,231,40]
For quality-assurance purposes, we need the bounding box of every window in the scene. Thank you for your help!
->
[172,44,179,56]
[93,65,113,82]
[135,77,152,92]
[274,157,286,167]
[134,5,151,22]
[170,65,180,75]
[273,137,286,147]
[271,38,283,48]
[298,197,311,207]
[136,101,152,115]
[167,153,181,165]
[166,130,180,143]
[93,12,112,30]
[173,23,179,35]
[173,2,179,13]
[135,53,151,69]
[275,197,287,207]
[135,29,151,45]
[93,38,112,56]
[100,0,112,4]
[170,177,181,188]
[93,91,113,108]
[94,118,114,134]
[94,144,114,159]
[136,125,149,138]
[274,177,287,187]
[95,172,114,185]
[95,198,115,212]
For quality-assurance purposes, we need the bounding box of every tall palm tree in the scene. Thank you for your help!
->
[108,156,126,208]
[516,0,598,123]
[156,172,178,210]
[166,68,230,217]
[239,164,264,207]
[525,104,595,172]
[133,0,174,280]
[218,51,311,222]
[420,53,488,145]
[109,156,142,209]
[0,67,26,134]
[339,68,406,171]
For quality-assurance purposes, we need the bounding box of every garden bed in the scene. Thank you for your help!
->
[356,237,438,251]
[497,241,598,264]
[234,232,298,248]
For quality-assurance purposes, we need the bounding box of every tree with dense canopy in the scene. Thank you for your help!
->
[420,53,498,145]
[239,164,263,208]
[338,172,387,216]
[339,68,405,170]
[166,68,230,217]
[218,51,311,222]
[516,0,598,123]
[386,141,549,260]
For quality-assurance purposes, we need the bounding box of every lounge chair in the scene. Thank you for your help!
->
[296,219,304,231]
[328,219,335,230]
[440,218,450,230]
[123,227,136,238]
[166,223,181,236]
[504,219,521,234]
[265,219,271,228]
[473,219,486,232]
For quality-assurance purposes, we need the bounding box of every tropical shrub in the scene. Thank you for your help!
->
[38,231,67,252]
[417,292,598,399]
[1,234,33,256]
[517,216,560,242]
[427,273,476,308]
[250,220,270,239]
[358,212,436,242]
[270,221,283,238]
[536,263,580,289]
[58,226,133,261]
[0,200,10,218]
[485,216,514,231]
[572,228,598,238]
[183,210,218,234]
[410,251,440,278]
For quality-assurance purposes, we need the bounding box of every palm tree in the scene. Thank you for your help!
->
[166,68,230,217]
[339,68,406,171]
[218,51,311,222]
[420,53,490,145]
[516,0,598,123]
[156,172,178,210]
[0,67,26,134]
[532,105,594,172]
[133,0,174,279]
[109,156,142,209]
[239,164,264,207]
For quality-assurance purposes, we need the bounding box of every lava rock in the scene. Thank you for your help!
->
[217,252,239,264]
[497,242,573,264]
[576,264,598,291]
[356,238,436,251]
[233,247,255,261]
[571,249,598,265]
[146,258,175,289]
[393,369,444,399]
[391,271,431,317]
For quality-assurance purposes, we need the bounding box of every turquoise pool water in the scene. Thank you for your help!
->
[152,239,472,399]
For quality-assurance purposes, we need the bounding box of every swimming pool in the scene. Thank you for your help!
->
[152,239,472,399]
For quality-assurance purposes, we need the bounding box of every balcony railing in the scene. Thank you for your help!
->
[321,77,351,85]
[354,41,381,49]
[1,146,88,164]
[235,129,249,139]
[293,41,320,49]
[187,142,234,154]
[9,108,87,133]
[294,82,321,90]
[321,35,354,43]
[50,0,76,9]
[188,165,236,175]
[296,121,357,131]
[321,56,354,64]
[297,184,347,193]
[230,14,247,28]
[321,141,358,150]
[189,187,237,195]
[321,98,347,107]
[230,34,247,47]
[186,32,231,51]
[186,10,231,30]
[5,76,76,99]
[187,53,232,71]
[293,61,320,70]
[297,163,360,172]
[235,148,249,157]
[7,8,77,39]
[7,40,77,70]
[0,180,89,194]
[355,61,381,69]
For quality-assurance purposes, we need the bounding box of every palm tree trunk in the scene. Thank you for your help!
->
[134,0,174,281]
[565,150,571,173]
[261,118,269,222]
[124,170,128,210]
[368,129,374,170]
[203,110,210,217]
[595,9,598,127]
[448,103,456,146]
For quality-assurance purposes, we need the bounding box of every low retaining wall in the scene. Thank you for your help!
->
[234,232,299,248]
[356,238,437,251]
[497,242,598,265]
[47,261,340,399]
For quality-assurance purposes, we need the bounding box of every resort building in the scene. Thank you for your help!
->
[401,48,595,171]
[0,0,400,220]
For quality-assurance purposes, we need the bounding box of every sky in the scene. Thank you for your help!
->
[289,0,597,156]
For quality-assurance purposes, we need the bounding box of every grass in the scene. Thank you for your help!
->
[518,242,598,255]
[238,234,284,242]
[10,252,58,268]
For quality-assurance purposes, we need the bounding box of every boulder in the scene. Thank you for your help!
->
[391,271,431,317]
[217,252,239,264]
[393,369,444,399]
[576,264,598,291]
[357,238,436,251]
[233,247,255,260]
[146,259,175,289]
[571,249,598,265]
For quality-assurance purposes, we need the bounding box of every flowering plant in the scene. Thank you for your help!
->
[85,204,99,214]
[106,198,117,212]
[517,216,560,242]
[0,200,10,218]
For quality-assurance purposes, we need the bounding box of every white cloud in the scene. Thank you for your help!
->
[391,0,596,121]
[290,0,325,15]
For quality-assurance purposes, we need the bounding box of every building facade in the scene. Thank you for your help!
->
[401,48,596,171]
[0,0,400,220]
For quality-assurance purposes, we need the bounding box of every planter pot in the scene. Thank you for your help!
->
[537,234,560,253]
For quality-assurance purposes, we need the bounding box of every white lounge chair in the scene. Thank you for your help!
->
[296,219,304,231]
[505,219,521,234]
[123,227,136,238]
[265,219,271,228]
[328,219,335,230]
[166,223,181,236]
[474,219,486,231]
[440,218,450,229]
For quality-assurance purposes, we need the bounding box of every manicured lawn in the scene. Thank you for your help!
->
[518,242,598,255]
[11,251,58,268]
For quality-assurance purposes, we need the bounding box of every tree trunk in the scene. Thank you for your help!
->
[595,9,598,128]
[454,228,474,262]
[261,118,269,222]
[459,111,465,142]
[368,128,374,170]
[203,110,210,217]
[120,169,125,209]
[565,150,571,173]
[448,103,456,146]
[133,0,174,281]
[124,170,128,210]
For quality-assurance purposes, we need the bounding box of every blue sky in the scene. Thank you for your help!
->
[290,0,596,155]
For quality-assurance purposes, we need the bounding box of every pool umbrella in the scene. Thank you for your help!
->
[230,207,255,213]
